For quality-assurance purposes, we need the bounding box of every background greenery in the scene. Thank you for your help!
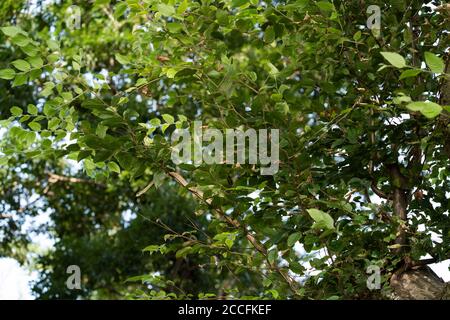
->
[0,0,448,299]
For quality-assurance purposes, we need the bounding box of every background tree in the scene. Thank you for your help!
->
[0,0,449,299]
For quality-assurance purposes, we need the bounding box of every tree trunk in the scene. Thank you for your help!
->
[390,266,450,300]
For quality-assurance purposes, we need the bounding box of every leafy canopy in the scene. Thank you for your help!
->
[0,0,449,299]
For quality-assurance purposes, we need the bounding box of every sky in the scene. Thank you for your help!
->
[0,258,35,300]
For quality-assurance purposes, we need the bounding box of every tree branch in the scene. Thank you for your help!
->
[370,180,391,200]
[46,173,105,187]
[166,170,300,295]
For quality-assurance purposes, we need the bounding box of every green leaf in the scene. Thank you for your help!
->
[167,22,182,33]
[108,161,121,173]
[142,245,161,254]
[316,1,335,11]
[125,275,153,283]
[157,3,175,17]
[0,68,16,80]
[262,278,272,287]
[135,78,148,87]
[213,232,237,249]
[393,94,411,104]
[114,2,127,18]
[27,104,38,115]
[406,101,442,119]
[11,34,30,47]
[424,52,444,74]
[307,208,335,230]
[28,122,41,131]
[165,68,178,79]
[266,61,279,76]
[162,114,175,124]
[40,88,53,97]
[247,71,257,82]
[12,59,31,72]
[12,74,27,87]
[27,56,44,69]
[161,123,170,133]
[1,26,23,37]
[47,39,59,51]
[118,97,128,105]
[47,54,59,63]
[175,246,192,259]
[268,249,278,264]
[264,26,275,43]
[150,118,161,126]
[21,44,39,56]
[47,118,60,131]
[177,0,188,14]
[25,131,36,145]
[380,52,406,69]
[152,171,166,188]
[0,157,9,166]
[225,238,235,249]
[399,69,421,80]
[95,124,108,138]
[72,61,81,71]
[231,0,248,7]
[10,106,23,116]
[115,53,130,65]
[268,289,280,299]
[287,233,301,247]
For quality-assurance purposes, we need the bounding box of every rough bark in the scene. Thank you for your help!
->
[391,267,450,300]
[387,164,410,255]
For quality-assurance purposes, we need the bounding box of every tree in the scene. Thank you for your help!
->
[0,0,449,299]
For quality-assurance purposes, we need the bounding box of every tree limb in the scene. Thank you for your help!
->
[370,180,391,200]
[46,173,105,187]
[166,170,300,295]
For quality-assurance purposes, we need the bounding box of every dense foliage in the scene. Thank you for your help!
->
[0,0,449,299]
